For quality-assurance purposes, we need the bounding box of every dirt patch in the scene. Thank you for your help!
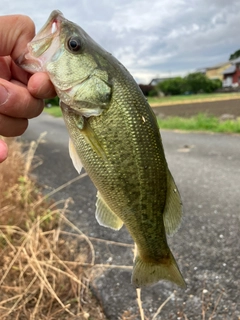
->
[152,98,240,118]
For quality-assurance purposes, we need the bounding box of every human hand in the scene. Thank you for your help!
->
[0,14,56,163]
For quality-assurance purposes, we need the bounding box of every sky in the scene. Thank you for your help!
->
[2,0,240,83]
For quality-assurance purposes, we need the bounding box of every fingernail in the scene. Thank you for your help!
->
[0,84,9,106]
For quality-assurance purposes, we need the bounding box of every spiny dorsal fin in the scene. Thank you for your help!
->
[163,169,183,235]
[95,192,123,230]
[69,138,83,174]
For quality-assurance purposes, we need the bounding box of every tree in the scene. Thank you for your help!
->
[184,72,222,94]
[229,49,240,61]
[185,72,208,93]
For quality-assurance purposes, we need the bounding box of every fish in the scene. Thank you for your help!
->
[19,10,186,288]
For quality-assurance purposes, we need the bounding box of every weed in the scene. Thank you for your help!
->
[157,113,240,133]
[0,137,237,319]
[0,137,106,319]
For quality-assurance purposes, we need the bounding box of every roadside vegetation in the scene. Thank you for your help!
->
[0,137,106,320]
[44,105,62,117]
[0,137,229,319]
[157,113,240,133]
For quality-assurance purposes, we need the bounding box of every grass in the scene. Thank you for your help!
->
[158,113,240,133]
[0,137,233,319]
[148,92,240,106]
[0,136,106,319]
[44,106,62,117]
[0,136,140,319]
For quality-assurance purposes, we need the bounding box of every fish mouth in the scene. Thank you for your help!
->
[18,10,64,72]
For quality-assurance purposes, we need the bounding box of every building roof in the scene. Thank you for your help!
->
[197,62,230,73]
[149,77,177,85]
[230,57,240,64]
[222,65,236,75]
[206,62,230,70]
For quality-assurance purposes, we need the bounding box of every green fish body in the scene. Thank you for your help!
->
[20,10,186,288]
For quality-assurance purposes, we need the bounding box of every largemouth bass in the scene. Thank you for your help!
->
[20,10,186,288]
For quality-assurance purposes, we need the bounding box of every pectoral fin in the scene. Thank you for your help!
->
[61,101,107,160]
[69,138,83,174]
[95,192,123,230]
[81,118,107,160]
[163,169,183,235]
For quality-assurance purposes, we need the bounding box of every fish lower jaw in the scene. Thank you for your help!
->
[17,53,43,73]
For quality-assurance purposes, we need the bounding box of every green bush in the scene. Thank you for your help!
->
[156,73,222,96]
[184,73,222,94]
[157,77,186,95]
[148,88,159,97]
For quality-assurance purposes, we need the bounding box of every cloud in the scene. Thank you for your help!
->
[2,0,240,83]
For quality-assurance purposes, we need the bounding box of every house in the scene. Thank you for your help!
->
[149,77,176,86]
[138,84,154,96]
[198,62,231,81]
[139,77,176,96]
[222,57,240,87]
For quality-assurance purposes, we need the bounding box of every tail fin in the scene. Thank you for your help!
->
[132,251,186,288]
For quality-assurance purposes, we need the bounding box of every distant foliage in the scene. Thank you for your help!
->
[148,87,160,97]
[158,77,185,95]
[156,73,222,96]
[229,49,240,60]
[45,96,59,107]
[184,73,222,94]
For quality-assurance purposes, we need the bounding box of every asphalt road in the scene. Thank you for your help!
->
[22,112,240,319]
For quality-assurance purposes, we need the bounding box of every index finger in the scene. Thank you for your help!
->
[0,14,35,61]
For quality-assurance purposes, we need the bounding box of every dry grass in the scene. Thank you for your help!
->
[0,136,106,320]
[0,137,231,320]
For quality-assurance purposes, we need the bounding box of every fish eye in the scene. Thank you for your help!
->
[67,36,82,53]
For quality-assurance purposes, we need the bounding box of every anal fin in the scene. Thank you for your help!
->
[95,192,123,230]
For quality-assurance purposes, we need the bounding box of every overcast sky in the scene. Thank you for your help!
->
[2,0,240,83]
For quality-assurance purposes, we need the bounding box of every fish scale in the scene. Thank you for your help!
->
[62,72,176,273]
